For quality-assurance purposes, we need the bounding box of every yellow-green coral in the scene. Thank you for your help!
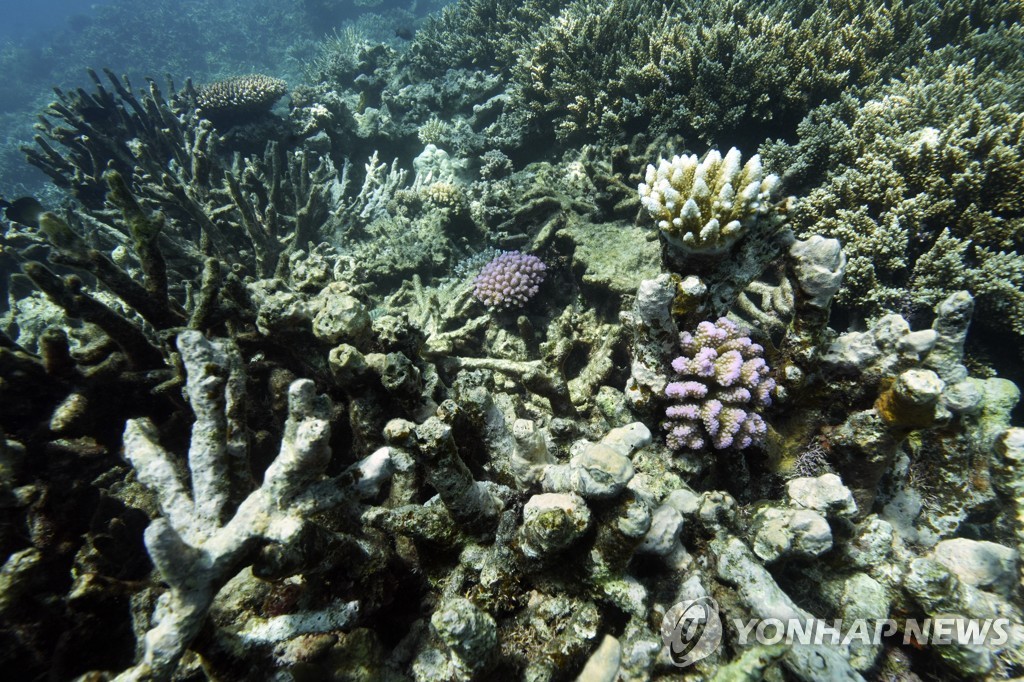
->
[409,0,569,76]
[511,0,938,144]
[422,182,467,213]
[791,62,1024,336]
[417,116,452,147]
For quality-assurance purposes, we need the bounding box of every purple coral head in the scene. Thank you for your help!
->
[473,250,547,310]
[662,317,773,451]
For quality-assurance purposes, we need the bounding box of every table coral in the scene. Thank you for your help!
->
[193,74,288,124]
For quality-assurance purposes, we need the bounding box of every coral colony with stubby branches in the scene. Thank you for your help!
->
[663,317,774,451]
[472,250,547,310]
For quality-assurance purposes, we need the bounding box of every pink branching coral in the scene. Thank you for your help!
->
[473,250,547,310]
[663,317,774,450]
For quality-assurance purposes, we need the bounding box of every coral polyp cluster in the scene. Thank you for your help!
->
[472,250,547,310]
[638,148,782,253]
[663,317,774,450]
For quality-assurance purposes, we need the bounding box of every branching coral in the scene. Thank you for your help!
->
[791,62,1024,338]
[23,70,409,282]
[24,71,297,277]
[638,147,782,253]
[117,331,377,681]
[509,0,944,145]
[408,0,570,77]
[513,0,668,140]
[662,317,774,450]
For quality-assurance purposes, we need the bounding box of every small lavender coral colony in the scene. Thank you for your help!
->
[473,250,547,310]
[663,317,775,450]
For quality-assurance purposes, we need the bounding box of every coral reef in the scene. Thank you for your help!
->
[1,0,1024,680]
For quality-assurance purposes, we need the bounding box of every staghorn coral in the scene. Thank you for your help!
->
[115,330,387,681]
[24,71,306,278]
[23,70,417,284]
[663,317,774,450]
[24,68,195,209]
[638,147,784,254]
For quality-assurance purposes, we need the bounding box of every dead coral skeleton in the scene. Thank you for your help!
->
[116,331,383,681]
[384,273,487,357]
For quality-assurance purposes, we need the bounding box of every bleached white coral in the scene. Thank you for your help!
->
[114,331,373,682]
[638,147,781,253]
[412,143,466,188]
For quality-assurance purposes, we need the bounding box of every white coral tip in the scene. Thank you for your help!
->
[700,218,720,241]
[742,153,762,181]
[680,198,701,219]
[721,147,742,181]
[691,177,710,199]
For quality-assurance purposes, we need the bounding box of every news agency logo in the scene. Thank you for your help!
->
[659,597,1011,668]
[661,596,723,667]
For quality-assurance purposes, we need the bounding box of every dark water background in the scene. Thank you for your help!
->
[0,0,112,39]
[0,0,433,193]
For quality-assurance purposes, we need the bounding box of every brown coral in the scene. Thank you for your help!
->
[194,74,288,123]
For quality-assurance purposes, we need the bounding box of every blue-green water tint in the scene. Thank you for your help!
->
[0,0,1022,679]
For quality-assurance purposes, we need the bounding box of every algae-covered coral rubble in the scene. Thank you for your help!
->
[1,0,1024,679]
